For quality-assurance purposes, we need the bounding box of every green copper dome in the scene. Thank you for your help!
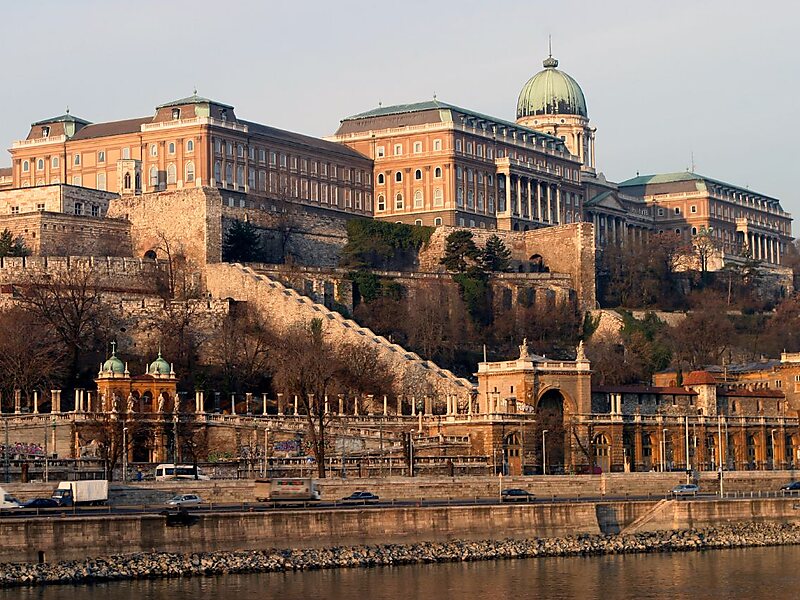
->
[148,351,172,376]
[516,55,587,119]
[102,351,125,375]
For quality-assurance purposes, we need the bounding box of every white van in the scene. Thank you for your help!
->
[0,486,21,509]
[154,464,210,481]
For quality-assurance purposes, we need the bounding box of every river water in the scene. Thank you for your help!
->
[2,545,798,600]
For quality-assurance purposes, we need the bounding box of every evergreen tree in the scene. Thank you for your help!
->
[480,234,512,272]
[222,220,263,263]
[0,229,29,258]
[440,230,480,273]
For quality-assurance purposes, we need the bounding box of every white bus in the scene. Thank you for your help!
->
[154,464,210,481]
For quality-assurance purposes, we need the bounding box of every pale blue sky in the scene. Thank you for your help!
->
[2,0,798,223]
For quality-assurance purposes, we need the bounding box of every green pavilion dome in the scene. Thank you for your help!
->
[516,55,588,119]
[148,351,172,376]
[102,352,125,374]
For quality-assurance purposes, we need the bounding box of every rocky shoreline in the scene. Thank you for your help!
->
[1,522,799,588]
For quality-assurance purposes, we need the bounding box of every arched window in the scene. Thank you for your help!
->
[168,142,176,154]
[433,187,443,207]
[477,192,484,210]
[395,171,402,183]
[123,172,131,189]
[185,161,195,183]
[414,189,424,208]
[214,161,221,182]
[434,217,443,226]
[467,191,474,208]
[150,144,158,157]
[186,139,194,152]
[225,164,233,184]
[166,163,177,184]
[414,219,423,226]
[377,194,385,211]
[377,173,385,185]
[37,159,44,171]
[414,169,422,180]
[22,160,29,172]
[395,193,404,210]
[149,166,158,187]
[434,166,442,178]
[52,156,59,169]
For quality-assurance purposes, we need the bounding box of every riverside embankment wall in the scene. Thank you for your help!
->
[3,498,800,564]
[7,471,800,504]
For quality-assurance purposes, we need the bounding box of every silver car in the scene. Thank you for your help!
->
[165,493,202,507]
[670,483,699,497]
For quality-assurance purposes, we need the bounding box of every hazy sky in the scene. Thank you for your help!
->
[2,0,798,223]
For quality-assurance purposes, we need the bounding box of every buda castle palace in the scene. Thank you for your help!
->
[0,50,792,269]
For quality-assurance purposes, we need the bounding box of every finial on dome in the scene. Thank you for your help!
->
[193,86,197,96]
[543,35,558,68]
[65,105,70,114]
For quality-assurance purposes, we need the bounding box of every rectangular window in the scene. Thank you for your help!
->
[249,146,255,160]
[376,146,385,158]
[97,151,105,163]
[36,203,45,211]
[413,141,422,153]
[91,205,99,217]
[691,205,697,213]
[11,206,19,215]
[73,154,81,166]
[433,139,442,151]
[394,144,402,156]
[270,151,277,165]
[280,154,287,167]
[74,202,83,216]
[122,147,130,160]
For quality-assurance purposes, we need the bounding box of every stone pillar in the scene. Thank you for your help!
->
[262,393,268,415]
[383,395,388,416]
[324,396,329,415]
[338,394,344,415]
[33,391,39,414]
[293,395,299,415]
[555,186,562,224]
[411,397,417,417]
[245,392,253,415]
[85,391,91,412]
[468,395,473,417]
[14,389,21,414]
[277,393,284,416]
[230,394,236,415]
[396,395,402,416]
[526,178,532,220]
[515,175,522,216]
[354,396,359,416]
[424,396,432,415]
[546,185,552,223]
[73,389,80,413]
[52,390,61,413]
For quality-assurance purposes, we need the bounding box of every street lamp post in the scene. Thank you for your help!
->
[542,430,549,475]
[122,427,128,483]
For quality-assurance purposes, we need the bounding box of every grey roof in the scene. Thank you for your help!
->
[70,117,152,140]
[340,99,566,145]
[243,120,369,161]
[31,113,91,127]
[156,93,234,110]
[618,171,780,203]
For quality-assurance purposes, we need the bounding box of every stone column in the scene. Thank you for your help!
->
[396,395,402,416]
[33,391,39,414]
[546,185,552,223]
[245,392,253,415]
[293,395,299,415]
[555,186,562,224]
[14,389,21,414]
[277,393,284,416]
[324,396,329,415]
[230,394,237,415]
[411,397,416,417]
[515,175,522,216]
[526,178,533,220]
[338,394,344,415]
[383,395,388,416]
[262,393,268,415]
[52,390,61,413]
[354,396,359,416]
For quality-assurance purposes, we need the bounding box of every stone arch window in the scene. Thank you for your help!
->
[166,163,177,184]
[434,166,442,178]
[395,171,402,183]
[377,173,385,185]
[414,169,422,180]
[22,160,29,172]
[52,156,59,169]
[37,158,44,171]
[185,161,195,183]
[144,249,157,260]
[433,187,443,207]
[186,139,194,152]
[149,166,158,187]
[168,142,176,155]
[225,164,233,184]
[414,219,423,226]
[414,189,424,208]
[150,144,158,157]
[395,193,404,210]
[377,194,385,211]
[123,172,131,189]
[434,217,442,226]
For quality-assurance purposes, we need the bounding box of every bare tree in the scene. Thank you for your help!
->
[207,304,272,392]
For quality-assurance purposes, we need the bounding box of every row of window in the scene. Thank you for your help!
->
[8,203,100,217]
[19,140,196,173]
[213,139,369,183]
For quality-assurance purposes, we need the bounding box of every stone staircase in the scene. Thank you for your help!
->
[205,263,474,397]
[619,499,675,534]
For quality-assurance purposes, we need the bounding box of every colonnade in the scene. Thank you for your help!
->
[498,173,574,226]
[744,231,782,265]
[587,211,649,246]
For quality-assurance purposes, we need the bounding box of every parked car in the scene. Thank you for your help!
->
[501,488,536,502]
[22,498,60,509]
[780,481,800,491]
[165,494,202,507]
[340,491,380,504]
[670,483,699,497]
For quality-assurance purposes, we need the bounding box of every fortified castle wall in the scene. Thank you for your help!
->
[418,222,596,312]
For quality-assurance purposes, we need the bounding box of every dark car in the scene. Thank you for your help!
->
[340,491,380,504]
[22,498,59,509]
[501,488,536,502]
[780,481,800,491]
